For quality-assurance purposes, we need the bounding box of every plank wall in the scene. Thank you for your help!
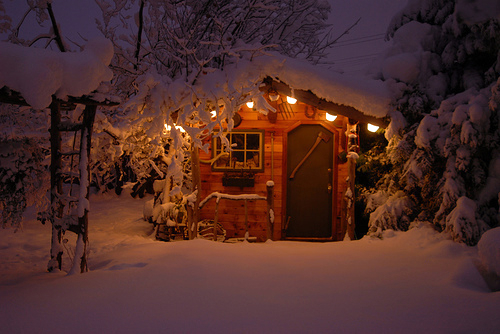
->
[198,98,350,241]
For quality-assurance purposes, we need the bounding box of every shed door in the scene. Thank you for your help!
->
[286,124,333,238]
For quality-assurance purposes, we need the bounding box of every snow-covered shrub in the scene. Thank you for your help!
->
[365,0,500,245]
[478,227,500,277]
[477,227,500,291]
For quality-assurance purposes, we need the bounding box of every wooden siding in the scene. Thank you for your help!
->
[199,99,350,241]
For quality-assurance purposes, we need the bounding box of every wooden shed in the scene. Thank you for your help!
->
[197,77,387,242]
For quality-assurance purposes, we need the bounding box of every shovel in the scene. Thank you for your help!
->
[289,131,331,179]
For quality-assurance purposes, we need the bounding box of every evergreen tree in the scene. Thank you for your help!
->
[367,0,500,245]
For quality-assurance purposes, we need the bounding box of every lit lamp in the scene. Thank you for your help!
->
[367,123,379,132]
[246,101,254,109]
[286,96,297,104]
[326,112,337,122]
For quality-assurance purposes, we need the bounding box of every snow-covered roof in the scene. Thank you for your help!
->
[0,38,114,110]
[224,53,391,120]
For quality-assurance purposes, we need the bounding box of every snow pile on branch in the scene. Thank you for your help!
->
[0,37,114,109]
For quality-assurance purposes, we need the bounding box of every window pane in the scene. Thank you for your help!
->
[246,151,259,169]
[246,134,260,149]
[231,134,244,149]
[232,151,245,169]
[215,137,222,151]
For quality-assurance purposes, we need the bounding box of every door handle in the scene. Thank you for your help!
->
[327,184,332,194]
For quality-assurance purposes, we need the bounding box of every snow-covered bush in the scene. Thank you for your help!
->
[366,0,500,245]
[477,226,500,291]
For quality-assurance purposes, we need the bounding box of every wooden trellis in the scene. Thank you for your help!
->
[0,88,118,273]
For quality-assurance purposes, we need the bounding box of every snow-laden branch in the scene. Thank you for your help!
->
[0,38,114,109]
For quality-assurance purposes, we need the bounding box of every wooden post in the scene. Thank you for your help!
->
[189,144,201,239]
[266,181,274,241]
[345,156,356,240]
[48,101,63,272]
[213,199,219,241]
[77,105,96,273]
[244,199,248,240]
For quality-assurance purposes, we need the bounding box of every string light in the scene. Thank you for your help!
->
[367,123,379,132]
[326,112,337,122]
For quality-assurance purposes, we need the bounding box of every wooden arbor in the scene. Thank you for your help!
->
[0,88,118,273]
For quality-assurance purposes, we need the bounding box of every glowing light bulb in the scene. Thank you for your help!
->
[246,101,254,109]
[210,110,217,118]
[367,123,379,132]
[164,124,185,133]
[286,96,297,104]
[326,112,337,122]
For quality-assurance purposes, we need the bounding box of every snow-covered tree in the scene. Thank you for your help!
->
[366,0,500,245]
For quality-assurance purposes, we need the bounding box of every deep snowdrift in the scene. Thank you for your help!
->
[0,193,499,334]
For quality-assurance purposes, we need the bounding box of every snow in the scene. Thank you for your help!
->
[455,0,500,24]
[478,227,500,277]
[223,53,391,118]
[199,192,267,208]
[0,37,113,109]
[1,194,499,333]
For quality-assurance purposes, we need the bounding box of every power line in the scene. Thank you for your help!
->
[333,36,384,48]
[335,33,385,44]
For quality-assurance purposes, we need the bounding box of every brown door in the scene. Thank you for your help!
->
[286,124,334,239]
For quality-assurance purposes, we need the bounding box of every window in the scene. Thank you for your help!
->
[212,130,264,172]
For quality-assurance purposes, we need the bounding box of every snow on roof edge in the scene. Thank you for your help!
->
[241,53,391,119]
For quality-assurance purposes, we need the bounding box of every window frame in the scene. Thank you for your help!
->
[211,129,265,173]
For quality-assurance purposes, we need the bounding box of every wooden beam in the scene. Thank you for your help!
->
[261,78,389,128]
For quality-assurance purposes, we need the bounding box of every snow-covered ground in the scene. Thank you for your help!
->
[0,193,499,333]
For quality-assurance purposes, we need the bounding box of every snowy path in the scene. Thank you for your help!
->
[1,194,499,333]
